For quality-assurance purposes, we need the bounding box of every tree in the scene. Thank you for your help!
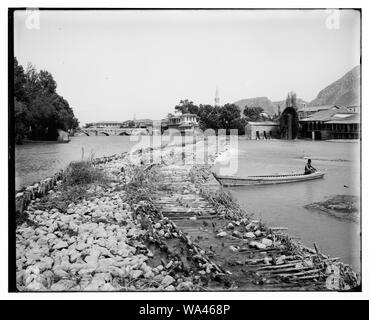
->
[218,104,241,128]
[38,70,57,95]
[13,57,79,143]
[285,91,297,109]
[174,99,199,115]
[218,104,245,134]
[243,106,264,122]
[197,104,220,130]
[14,98,29,143]
[230,117,247,135]
[14,58,27,103]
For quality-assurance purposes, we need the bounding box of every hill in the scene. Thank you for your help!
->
[233,65,360,116]
[309,65,360,106]
[233,97,308,116]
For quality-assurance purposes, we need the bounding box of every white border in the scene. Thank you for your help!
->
[1,0,368,300]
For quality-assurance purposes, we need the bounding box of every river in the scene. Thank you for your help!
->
[15,134,195,190]
[213,139,361,272]
[15,136,361,272]
[15,136,137,190]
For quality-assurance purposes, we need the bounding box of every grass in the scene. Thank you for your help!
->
[37,159,108,213]
[63,159,106,186]
[123,165,162,205]
[38,185,89,213]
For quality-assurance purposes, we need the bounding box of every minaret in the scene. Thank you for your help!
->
[214,87,220,107]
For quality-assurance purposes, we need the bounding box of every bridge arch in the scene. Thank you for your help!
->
[100,131,110,136]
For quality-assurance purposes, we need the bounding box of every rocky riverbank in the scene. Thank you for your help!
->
[15,137,360,291]
[15,138,227,291]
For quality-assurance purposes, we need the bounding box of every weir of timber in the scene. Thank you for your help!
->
[149,149,358,290]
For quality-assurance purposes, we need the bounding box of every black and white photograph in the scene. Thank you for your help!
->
[6,5,365,298]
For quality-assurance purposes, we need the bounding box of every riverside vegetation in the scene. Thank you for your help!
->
[15,139,360,291]
[14,57,79,144]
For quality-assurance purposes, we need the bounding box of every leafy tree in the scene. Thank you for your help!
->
[14,59,27,103]
[14,98,29,143]
[218,104,241,128]
[230,117,247,135]
[218,104,245,134]
[13,57,79,143]
[174,99,199,115]
[243,106,264,122]
[197,104,220,130]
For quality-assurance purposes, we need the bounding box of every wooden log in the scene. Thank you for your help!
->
[265,266,315,274]
[255,263,302,271]
[297,274,325,280]
[274,268,322,278]
[244,255,298,265]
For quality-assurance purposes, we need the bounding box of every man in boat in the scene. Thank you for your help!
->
[304,159,317,175]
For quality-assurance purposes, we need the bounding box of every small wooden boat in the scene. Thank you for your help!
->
[214,171,325,186]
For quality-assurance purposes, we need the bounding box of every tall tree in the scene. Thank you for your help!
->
[14,58,27,103]
[218,104,246,134]
[13,57,79,143]
[174,99,199,114]
[243,106,264,122]
[285,91,297,109]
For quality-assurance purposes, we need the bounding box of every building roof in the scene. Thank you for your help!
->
[95,121,124,124]
[247,121,279,126]
[299,107,354,122]
[325,113,360,124]
[180,113,198,117]
[178,123,198,127]
[298,105,337,113]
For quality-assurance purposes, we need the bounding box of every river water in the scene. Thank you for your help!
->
[15,135,195,190]
[15,136,137,190]
[213,139,361,272]
[15,136,361,272]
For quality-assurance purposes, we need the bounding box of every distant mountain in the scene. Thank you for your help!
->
[233,65,360,116]
[309,65,360,107]
[233,97,308,116]
[233,97,275,116]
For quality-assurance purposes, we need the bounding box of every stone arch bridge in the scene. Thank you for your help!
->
[76,127,150,136]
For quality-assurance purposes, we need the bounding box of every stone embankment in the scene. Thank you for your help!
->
[15,138,360,291]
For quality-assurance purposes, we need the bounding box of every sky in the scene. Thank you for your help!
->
[14,9,360,125]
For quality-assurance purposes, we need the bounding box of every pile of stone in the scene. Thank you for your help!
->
[16,152,218,291]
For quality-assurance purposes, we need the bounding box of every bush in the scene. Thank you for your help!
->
[37,185,89,213]
[64,160,105,186]
[123,165,161,204]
